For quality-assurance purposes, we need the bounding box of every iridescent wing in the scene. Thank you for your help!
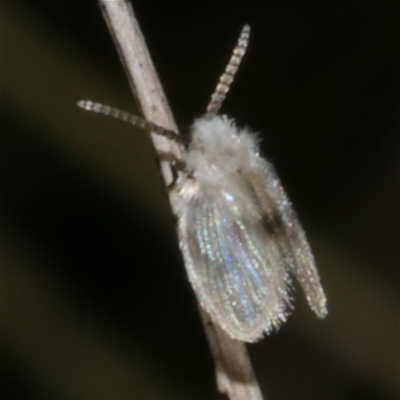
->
[177,178,293,342]
[247,159,328,319]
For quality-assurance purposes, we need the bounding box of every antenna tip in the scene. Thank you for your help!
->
[76,100,92,110]
[242,24,251,37]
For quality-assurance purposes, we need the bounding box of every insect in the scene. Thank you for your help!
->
[77,25,327,342]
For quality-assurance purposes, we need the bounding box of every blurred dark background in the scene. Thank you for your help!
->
[2,1,398,399]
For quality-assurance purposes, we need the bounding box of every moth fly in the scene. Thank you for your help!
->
[77,24,327,342]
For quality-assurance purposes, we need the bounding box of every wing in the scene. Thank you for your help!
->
[177,178,292,342]
[247,159,328,320]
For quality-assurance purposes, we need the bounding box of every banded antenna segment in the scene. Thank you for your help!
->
[206,24,250,115]
[76,100,182,143]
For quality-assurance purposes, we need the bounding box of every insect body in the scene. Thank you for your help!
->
[78,25,327,342]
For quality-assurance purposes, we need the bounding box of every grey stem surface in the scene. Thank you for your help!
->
[98,1,264,399]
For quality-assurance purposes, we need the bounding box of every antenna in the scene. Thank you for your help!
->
[206,24,250,115]
[76,100,183,143]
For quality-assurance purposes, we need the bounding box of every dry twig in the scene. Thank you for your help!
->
[97,1,263,399]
